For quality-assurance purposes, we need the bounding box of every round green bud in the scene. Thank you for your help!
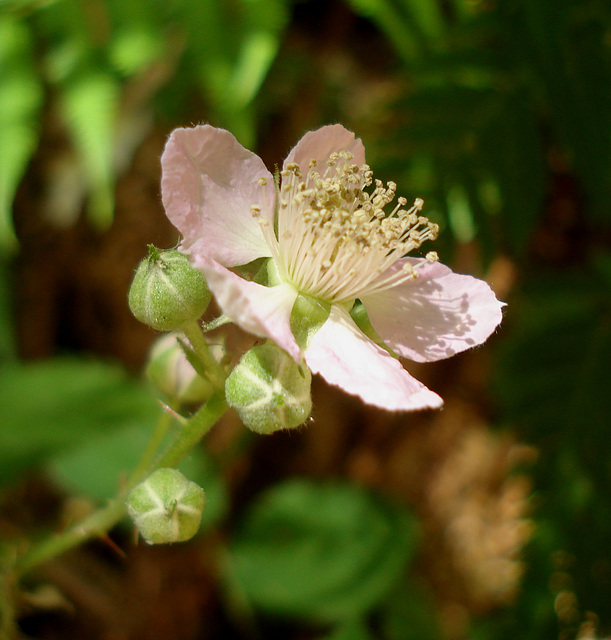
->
[225,343,312,435]
[128,246,211,331]
[146,333,214,405]
[126,468,205,544]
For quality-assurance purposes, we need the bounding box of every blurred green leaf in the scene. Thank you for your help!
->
[228,479,418,623]
[323,618,374,640]
[478,91,546,254]
[179,0,288,145]
[228,0,288,108]
[495,259,611,625]
[106,0,164,76]
[0,358,157,486]
[49,424,228,531]
[0,16,43,253]
[0,260,15,361]
[60,69,119,230]
[109,26,163,76]
[345,0,421,63]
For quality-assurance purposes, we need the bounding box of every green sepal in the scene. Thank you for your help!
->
[225,343,312,435]
[252,257,283,287]
[290,294,331,351]
[350,301,398,359]
[126,468,206,544]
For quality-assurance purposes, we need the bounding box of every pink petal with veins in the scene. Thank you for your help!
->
[284,125,366,176]
[162,125,275,267]
[363,258,505,363]
[305,305,443,411]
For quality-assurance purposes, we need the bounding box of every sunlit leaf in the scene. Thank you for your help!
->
[109,26,164,76]
[60,70,119,230]
[0,16,42,252]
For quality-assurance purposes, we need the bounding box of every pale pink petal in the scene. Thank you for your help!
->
[192,255,300,360]
[363,258,505,363]
[283,125,366,175]
[161,125,275,267]
[305,305,443,411]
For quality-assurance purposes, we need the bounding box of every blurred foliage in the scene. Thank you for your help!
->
[0,358,158,486]
[1,0,611,638]
[227,479,418,623]
[348,0,610,259]
[50,424,229,531]
[0,0,289,251]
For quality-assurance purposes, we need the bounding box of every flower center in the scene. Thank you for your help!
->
[252,152,439,303]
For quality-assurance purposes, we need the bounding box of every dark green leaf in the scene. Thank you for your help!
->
[0,16,42,252]
[228,479,418,623]
[323,618,374,640]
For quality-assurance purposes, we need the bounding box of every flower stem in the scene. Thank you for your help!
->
[182,320,227,389]
[129,409,174,483]
[14,495,127,578]
[156,391,227,469]
[14,323,229,579]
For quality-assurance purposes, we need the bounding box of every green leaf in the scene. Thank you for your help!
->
[496,267,611,436]
[478,91,546,254]
[0,259,15,361]
[0,16,43,253]
[344,0,421,63]
[323,618,375,640]
[60,69,119,230]
[519,0,611,224]
[228,479,418,623]
[109,26,164,76]
[0,358,158,486]
[228,0,288,108]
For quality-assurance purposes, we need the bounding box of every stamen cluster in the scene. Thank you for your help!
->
[253,151,439,303]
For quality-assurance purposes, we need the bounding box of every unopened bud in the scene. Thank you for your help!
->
[126,468,205,544]
[146,333,216,405]
[128,246,211,331]
[225,343,312,435]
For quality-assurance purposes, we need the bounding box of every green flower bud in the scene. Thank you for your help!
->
[146,333,215,405]
[225,343,312,435]
[126,468,205,544]
[128,246,211,331]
